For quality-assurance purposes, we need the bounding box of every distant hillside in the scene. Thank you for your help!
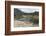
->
[14,8,39,16]
[14,8,24,16]
[23,12,39,16]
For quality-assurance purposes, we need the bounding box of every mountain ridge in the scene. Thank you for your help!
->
[14,8,39,16]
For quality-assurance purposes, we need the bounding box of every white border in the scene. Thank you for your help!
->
[11,5,42,31]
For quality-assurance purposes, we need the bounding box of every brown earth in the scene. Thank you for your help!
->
[14,20,33,27]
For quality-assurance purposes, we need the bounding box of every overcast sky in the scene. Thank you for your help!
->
[17,8,39,13]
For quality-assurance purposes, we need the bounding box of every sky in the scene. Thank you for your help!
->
[17,8,39,13]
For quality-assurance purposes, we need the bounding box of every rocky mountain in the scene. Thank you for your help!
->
[14,8,39,16]
[14,8,24,16]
